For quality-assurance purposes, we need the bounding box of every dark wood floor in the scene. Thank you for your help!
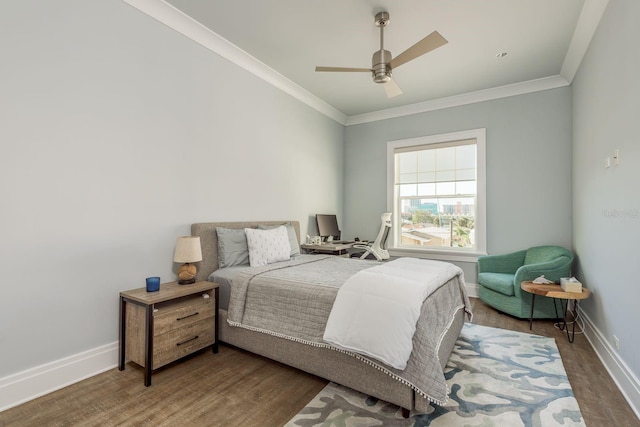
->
[1,298,638,426]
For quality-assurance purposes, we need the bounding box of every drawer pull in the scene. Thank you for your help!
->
[176,312,199,321]
[176,336,199,346]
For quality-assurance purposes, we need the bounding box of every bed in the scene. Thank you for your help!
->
[192,220,471,414]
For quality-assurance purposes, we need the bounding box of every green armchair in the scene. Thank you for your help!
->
[477,245,574,319]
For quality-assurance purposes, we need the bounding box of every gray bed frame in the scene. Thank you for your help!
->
[192,220,464,414]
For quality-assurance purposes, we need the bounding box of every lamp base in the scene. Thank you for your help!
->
[177,263,197,285]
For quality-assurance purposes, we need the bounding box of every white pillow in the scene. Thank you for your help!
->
[244,226,291,267]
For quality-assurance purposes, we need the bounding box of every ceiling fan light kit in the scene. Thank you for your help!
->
[372,49,392,83]
[315,11,447,98]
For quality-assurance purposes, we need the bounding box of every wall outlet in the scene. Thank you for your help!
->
[614,335,620,350]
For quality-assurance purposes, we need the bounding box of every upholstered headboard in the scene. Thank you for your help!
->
[191,221,301,282]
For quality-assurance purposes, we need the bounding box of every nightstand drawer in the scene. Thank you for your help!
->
[153,318,215,369]
[154,295,215,336]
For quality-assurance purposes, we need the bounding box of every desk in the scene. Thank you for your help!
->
[520,281,591,343]
[300,242,355,256]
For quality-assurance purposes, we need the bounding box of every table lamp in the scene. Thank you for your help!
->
[173,236,202,285]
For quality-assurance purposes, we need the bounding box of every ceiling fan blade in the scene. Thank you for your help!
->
[315,66,372,72]
[389,31,448,70]
[383,78,403,98]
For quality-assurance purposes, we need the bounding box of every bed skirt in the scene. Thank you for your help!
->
[218,306,465,413]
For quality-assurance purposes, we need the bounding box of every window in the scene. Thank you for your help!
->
[387,129,486,261]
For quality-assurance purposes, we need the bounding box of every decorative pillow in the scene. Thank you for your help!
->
[216,227,251,268]
[257,223,300,257]
[244,226,291,267]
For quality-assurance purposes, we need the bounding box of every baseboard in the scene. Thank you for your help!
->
[1,300,637,421]
[0,342,119,412]
[579,308,640,420]
[465,282,479,298]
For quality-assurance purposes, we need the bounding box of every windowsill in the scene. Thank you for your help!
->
[389,247,487,263]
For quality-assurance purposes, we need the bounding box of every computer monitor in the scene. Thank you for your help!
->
[316,214,341,241]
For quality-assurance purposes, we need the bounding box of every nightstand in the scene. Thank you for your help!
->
[119,281,219,386]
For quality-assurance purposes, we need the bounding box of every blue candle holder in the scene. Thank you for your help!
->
[146,276,160,292]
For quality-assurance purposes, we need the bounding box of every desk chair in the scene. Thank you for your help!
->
[353,213,392,261]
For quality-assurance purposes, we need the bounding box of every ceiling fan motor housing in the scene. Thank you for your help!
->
[372,50,392,83]
[372,12,392,83]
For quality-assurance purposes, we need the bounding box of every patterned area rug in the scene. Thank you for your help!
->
[285,323,585,427]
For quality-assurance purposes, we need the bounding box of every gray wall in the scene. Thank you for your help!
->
[572,0,640,383]
[344,88,573,283]
[0,1,343,377]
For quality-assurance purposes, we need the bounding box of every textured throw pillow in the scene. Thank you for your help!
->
[257,223,300,257]
[244,226,291,267]
[216,227,251,268]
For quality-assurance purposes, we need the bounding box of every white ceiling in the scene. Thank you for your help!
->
[132,0,607,122]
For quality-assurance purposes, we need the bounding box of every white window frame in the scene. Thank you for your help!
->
[387,128,487,262]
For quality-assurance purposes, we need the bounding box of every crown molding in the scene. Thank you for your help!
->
[121,0,348,125]
[122,0,602,127]
[345,75,570,126]
[561,0,610,83]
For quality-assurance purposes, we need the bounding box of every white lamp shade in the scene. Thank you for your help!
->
[173,236,203,263]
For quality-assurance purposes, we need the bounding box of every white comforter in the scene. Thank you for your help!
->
[323,257,463,370]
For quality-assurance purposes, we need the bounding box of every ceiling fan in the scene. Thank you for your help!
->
[315,11,447,98]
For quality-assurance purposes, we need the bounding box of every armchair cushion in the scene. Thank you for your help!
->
[478,272,515,296]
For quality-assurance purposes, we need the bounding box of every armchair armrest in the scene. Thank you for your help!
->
[478,250,527,274]
[513,256,573,297]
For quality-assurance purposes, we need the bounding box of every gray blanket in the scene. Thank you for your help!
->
[227,255,471,404]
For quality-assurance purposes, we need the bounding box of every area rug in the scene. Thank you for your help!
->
[285,323,585,427]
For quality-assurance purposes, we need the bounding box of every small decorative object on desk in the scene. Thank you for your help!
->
[145,276,160,292]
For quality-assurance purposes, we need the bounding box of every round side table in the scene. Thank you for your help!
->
[520,281,591,342]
